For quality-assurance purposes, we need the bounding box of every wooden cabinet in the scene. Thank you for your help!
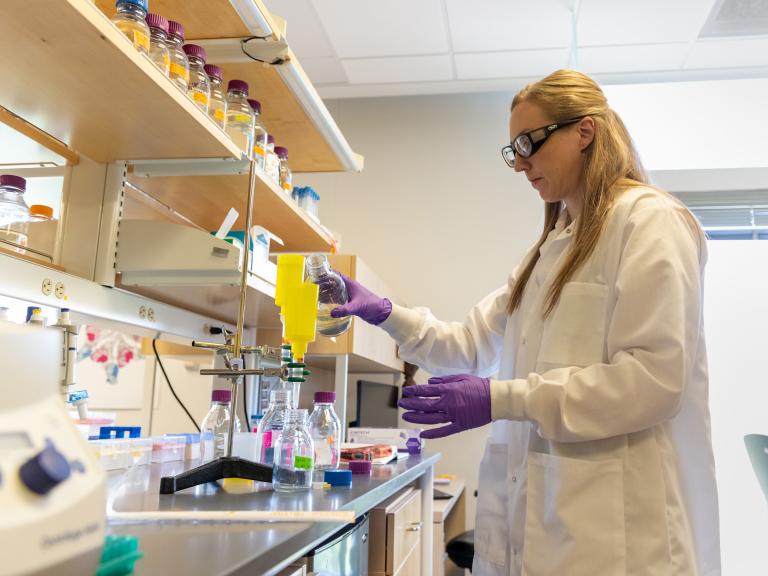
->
[369,488,422,576]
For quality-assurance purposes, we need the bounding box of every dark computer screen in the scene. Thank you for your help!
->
[355,380,399,428]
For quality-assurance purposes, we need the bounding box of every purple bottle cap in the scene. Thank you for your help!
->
[183,44,207,63]
[274,146,288,159]
[204,64,223,81]
[211,389,231,402]
[349,460,372,475]
[227,79,249,96]
[267,134,275,144]
[168,20,185,41]
[145,13,169,33]
[0,174,26,191]
[406,437,422,454]
[314,391,336,404]
[247,99,261,114]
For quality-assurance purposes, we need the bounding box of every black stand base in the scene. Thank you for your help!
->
[159,457,273,494]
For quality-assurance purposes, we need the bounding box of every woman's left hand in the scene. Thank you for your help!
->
[398,374,492,438]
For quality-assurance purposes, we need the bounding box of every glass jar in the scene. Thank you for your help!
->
[225,80,254,158]
[255,388,292,465]
[111,0,150,56]
[204,64,227,130]
[182,44,211,113]
[247,99,269,171]
[199,389,241,463]
[305,254,352,337]
[167,21,190,91]
[308,391,341,470]
[265,135,280,184]
[0,174,31,254]
[146,13,170,77]
[274,146,293,195]
[273,409,314,492]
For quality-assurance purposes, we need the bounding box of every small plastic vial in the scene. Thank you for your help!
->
[247,99,269,171]
[305,254,352,337]
[255,388,292,465]
[225,80,254,158]
[111,0,150,56]
[204,64,227,130]
[309,391,341,471]
[274,146,293,194]
[0,174,31,254]
[265,135,280,184]
[273,409,314,492]
[200,389,241,463]
[146,13,170,77]
[183,44,211,113]
[167,21,190,91]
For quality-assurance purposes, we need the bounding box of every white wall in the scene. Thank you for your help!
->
[294,91,544,526]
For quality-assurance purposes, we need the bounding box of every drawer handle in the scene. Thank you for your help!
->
[406,522,422,532]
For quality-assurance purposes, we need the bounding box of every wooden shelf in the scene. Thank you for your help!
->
[0,0,241,163]
[127,167,335,252]
[304,354,404,375]
[118,272,281,330]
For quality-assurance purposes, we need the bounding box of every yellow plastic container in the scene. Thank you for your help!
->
[283,282,318,360]
[275,254,305,308]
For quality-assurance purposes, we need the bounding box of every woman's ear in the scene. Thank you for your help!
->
[578,117,595,151]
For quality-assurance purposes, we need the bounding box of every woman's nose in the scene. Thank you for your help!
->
[514,155,530,173]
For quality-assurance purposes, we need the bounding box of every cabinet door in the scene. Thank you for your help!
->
[386,488,422,575]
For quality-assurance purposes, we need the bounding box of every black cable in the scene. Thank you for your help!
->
[152,338,200,432]
[240,35,287,66]
[241,354,250,432]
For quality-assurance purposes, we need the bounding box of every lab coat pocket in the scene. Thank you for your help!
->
[538,281,607,368]
[523,452,626,576]
[473,443,509,567]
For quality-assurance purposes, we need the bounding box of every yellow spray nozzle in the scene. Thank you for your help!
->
[276,254,305,308]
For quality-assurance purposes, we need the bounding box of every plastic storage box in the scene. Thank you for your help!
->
[90,437,152,471]
[151,435,186,463]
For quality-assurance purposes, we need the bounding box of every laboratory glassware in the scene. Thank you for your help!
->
[111,0,150,55]
[273,409,314,492]
[200,389,241,463]
[226,80,254,158]
[167,21,190,90]
[146,13,170,77]
[308,391,341,471]
[305,254,352,337]
[183,44,211,113]
[205,64,227,129]
[0,174,30,254]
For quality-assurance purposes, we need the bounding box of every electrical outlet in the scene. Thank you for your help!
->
[54,282,65,299]
[41,278,53,296]
[139,305,147,319]
[147,308,155,322]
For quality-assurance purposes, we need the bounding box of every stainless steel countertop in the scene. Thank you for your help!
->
[106,453,440,576]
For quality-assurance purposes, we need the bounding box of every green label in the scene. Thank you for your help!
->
[294,455,313,470]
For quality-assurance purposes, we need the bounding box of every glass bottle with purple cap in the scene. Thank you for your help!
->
[146,13,170,77]
[225,80,254,158]
[247,99,269,171]
[308,391,341,471]
[0,174,31,253]
[199,389,241,463]
[167,21,190,90]
[205,64,227,129]
[182,44,211,113]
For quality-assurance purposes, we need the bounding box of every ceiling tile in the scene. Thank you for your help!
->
[446,0,573,52]
[685,37,768,68]
[578,43,690,74]
[311,0,449,58]
[455,49,569,80]
[342,55,454,84]
[262,0,336,58]
[299,57,348,84]
[577,0,717,46]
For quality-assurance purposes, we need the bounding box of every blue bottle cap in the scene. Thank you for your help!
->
[324,469,352,487]
[116,0,148,12]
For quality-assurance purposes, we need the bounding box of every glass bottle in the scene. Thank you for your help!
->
[182,44,211,113]
[199,389,241,463]
[0,174,30,254]
[309,391,341,471]
[255,388,292,465]
[247,99,269,171]
[274,146,293,195]
[204,64,227,130]
[111,0,150,56]
[146,13,170,77]
[167,21,190,91]
[273,409,314,492]
[225,80,254,158]
[305,254,352,337]
[265,135,280,183]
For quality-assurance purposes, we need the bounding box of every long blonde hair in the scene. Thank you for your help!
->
[508,70,648,316]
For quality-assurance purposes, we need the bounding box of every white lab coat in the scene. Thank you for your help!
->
[380,186,721,575]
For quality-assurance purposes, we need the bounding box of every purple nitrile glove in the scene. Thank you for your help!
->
[398,375,492,439]
[330,273,392,326]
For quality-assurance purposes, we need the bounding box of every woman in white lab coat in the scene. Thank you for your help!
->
[331,69,721,576]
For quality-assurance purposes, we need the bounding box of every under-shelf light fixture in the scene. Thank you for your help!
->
[228,0,273,37]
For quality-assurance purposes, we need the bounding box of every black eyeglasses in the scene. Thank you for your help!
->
[501,117,584,168]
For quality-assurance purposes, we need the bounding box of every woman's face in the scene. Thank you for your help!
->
[509,100,593,216]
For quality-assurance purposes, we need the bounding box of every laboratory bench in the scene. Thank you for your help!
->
[104,453,440,576]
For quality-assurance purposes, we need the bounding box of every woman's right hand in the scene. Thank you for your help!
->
[330,273,392,326]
